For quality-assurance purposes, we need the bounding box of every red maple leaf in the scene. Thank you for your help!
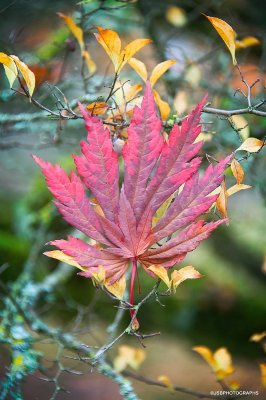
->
[33,82,232,328]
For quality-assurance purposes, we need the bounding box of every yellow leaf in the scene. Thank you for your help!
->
[227,184,251,197]
[185,64,201,87]
[9,55,35,97]
[216,180,228,219]
[82,50,96,74]
[114,345,146,372]
[213,348,234,380]
[118,38,152,73]
[152,193,174,227]
[236,137,264,152]
[205,15,237,65]
[105,275,126,299]
[165,6,187,28]
[193,346,234,380]
[95,26,121,71]
[231,159,244,184]
[230,115,249,140]
[260,363,266,387]
[148,265,171,289]
[235,36,260,50]
[171,266,202,293]
[91,265,106,286]
[250,331,266,342]
[128,57,147,82]
[150,60,176,87]
[153,89,170,120]
[174,90,188,115]
[157,375,174,391]
[0,52,17,87]
[58,13,84,51]
[44,250,86,271]
[86,101,108,115]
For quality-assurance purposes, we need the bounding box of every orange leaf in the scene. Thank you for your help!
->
[231,159,244,184]
[44,250,86,271]
[236,137,264,153]
[128,57,147,82]
[95,26,121,71]
[216,180,228,219]
[150,60,176,87]
[227,184,251,197]
[153,89,170,120]
[235,36,260,50]
[118,38,152,73]
[171,266,202,292]
[205,15,237,65]
[58,13,84,51]
[86,101,108,115]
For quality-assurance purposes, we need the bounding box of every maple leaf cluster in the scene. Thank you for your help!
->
[33,82,231,312]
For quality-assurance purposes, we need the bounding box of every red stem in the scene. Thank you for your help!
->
[129,259,139,330]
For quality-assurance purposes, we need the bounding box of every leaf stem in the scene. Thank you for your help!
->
[130,259,139,329]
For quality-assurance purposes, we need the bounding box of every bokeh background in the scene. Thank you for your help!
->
[0,0,266,399]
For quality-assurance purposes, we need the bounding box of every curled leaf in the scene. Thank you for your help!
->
[236,138,264,153]
[58,13,84,50]
[148,265,171,289]
[231,159,244,184]
[0,52,17,87]
[171,266,202,292]
[157,375,174,391]
[205,15,237,65]
[227,184,251,197]
[153,89,170,120]
[216,180,228,219]
[235,36,260,50]
[193,346,234,380]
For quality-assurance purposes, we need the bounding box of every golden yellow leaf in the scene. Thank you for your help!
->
[205,15,237,65]
[231,159,244,184]
[193,346,234,380]
[260,363,266,387]
[82,50,96,74]
[174,90,188,115]
[91,266,106,286]
[231,115,249,140]
[227,184,251,197]
[250,331,266,342]
[95,26,121,71]
[216,180,228,219]
[0,52,17,87]
[148,265,171,289]
[9,55,35,97]
[153,89,170,120]
[235,36,260,50]
[118,38,152,73]
[86,101,108,115]
[128,57,148,82]
[114,345,146,372]
[44,250,86,271]
[236,137,264,152]
[105,275,126,299]
[171,266,202,293]
[165,6,187,28]
[157,375,174,391]
[58,13,84,51]
[213,348,234,380]
[150,60,176,87]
